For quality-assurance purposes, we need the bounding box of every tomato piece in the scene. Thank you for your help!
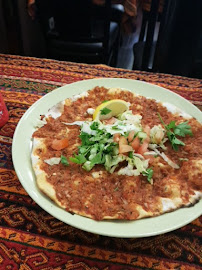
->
[143,125,150,143]
[131,137,140,152]
[113,133,121,142]
[144,125,150,135]
[119,136,128,145]
[51,138,68,150]
[103,117,117,125]
[128,130,135,142]
[119,144,133,154]
[137,141,149,155]
[119,136,131,154]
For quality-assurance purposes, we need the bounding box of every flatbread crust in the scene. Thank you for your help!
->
[31,87,202,220]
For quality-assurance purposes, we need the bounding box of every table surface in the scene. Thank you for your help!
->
[0,54,201,269]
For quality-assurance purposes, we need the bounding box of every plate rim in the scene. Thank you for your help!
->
[12,78,202,238]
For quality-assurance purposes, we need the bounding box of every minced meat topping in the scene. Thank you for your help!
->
[32,87,202,220]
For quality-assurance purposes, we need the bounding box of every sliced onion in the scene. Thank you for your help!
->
[153,148,179,169]
[144,151,157,156]
[133,153,145,160]
[44,157,61,165]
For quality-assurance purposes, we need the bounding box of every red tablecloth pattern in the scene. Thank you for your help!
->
[0,54,201,270]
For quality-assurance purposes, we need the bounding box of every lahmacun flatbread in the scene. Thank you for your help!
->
[31,86,202,220]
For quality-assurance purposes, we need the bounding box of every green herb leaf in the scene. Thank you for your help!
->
[171,137,185,147]
[70,154,86,164]
[82,161,94,171]
[173,121,193,137]
[157,113,193,151]
[70,126,120,171]
[104,154,125,173]
[100,107,112,115]
[112,125,121,130]
[123,131,130,138]
[166,120,176,129]
[90,152,104,165]
[102,100,109,103]
[61,155,69,166]
[142,168,153,183]
[78,145,91,155]
[90,122,99,130]
[157,112,166,127]
[80,132,94,146]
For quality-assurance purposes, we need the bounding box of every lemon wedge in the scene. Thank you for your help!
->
[93,99,129,120]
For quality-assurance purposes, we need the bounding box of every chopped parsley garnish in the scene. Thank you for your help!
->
[69,154,86,164]
[142,168,153,183]
[61,155,69,166]
[100,107,112,115]
[102,100,109,103]
[112,125,121,130]
[171,121,193,137]
[123,131,130,138]
[70,123,118,171]
[157,113,193,151]
[68,120,154,183]
[90,122,99,130]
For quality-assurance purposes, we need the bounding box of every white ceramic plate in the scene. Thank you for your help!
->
[12,78,202,238]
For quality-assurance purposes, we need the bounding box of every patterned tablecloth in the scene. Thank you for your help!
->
[0,54,201,270]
